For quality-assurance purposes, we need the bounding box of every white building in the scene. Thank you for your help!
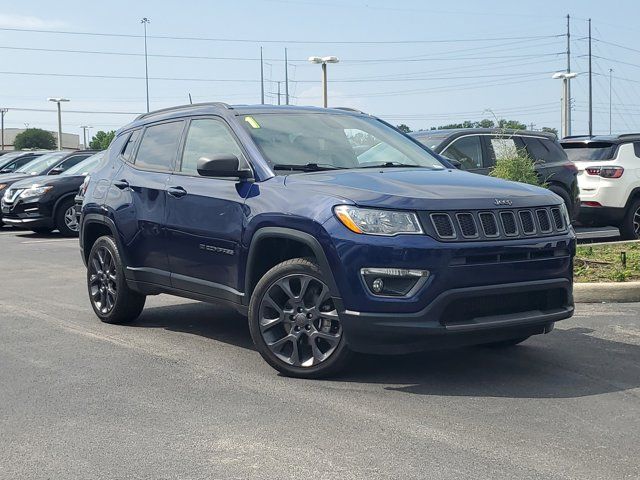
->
[1,128,80,151]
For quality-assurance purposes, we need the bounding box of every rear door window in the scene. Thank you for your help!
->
[522,137,550,163]
[634,142,640,158]
[561,142,618,162]
[489,137,518,161]
[134,121,184,172]
[441,135,483,170]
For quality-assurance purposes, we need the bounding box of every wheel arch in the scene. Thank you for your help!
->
[80,214,121,266]
[244,227,339,305]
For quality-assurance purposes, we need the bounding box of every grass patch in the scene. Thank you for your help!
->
[575,242,640,283]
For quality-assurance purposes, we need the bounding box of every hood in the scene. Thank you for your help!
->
[284,168,557,210]
[8,174,83,189]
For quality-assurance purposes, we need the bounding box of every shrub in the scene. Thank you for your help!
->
[489,147,543,187]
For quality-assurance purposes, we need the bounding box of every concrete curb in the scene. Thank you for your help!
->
[574,281,640,303]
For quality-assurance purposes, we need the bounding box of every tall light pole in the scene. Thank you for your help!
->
[552,72,577,138]
[47,98,69,150]
[141,17,151,113]
[308,56,339,108]
[0,108,7,150]
[80,125,92,149]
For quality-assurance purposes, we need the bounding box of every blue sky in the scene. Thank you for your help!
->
[1,0,638,140]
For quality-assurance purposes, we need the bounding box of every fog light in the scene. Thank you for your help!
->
[360,268,430,297]
[372,278,384,294]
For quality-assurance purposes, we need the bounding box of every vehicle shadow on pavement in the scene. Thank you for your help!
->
[14,231,61,239]
[132,302,254,350]
[122,302,640,399]
[341,327,640,399]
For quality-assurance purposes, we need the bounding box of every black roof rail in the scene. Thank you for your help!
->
[617,133,640,139]
[135,102,231,121]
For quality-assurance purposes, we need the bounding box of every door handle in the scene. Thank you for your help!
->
[168,186,187,198]
[113,179,130,190]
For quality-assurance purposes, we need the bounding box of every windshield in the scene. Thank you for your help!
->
[62,151,105,176]
[15,151,67,175]
[239,113,444,172]
[0,151,27,166]
[562,142,618,162]
[412,133,450,150]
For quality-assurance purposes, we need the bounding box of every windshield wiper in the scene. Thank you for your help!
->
[272,163,346,172]
[359,162,425,169]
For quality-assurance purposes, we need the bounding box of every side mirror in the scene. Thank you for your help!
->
[48,167,64,175]
[197,154,252,179]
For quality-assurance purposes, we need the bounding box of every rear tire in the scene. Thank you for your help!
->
[87,235,146,324]
[248,258,352,378]
[55,198,80,237]
[548,185,573,221]
[620,198,640,240]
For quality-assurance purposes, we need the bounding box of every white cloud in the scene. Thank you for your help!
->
[0,13,67,29]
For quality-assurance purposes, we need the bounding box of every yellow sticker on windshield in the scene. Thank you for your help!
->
[244,116,260,129]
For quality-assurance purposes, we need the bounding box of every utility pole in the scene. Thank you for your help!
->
[277,82,281,105]
[609,68,613,135]
[566,14,573,136]
[260,47,265,105]
[141,17,151,113]
[80,125,92,149]
[529,123,536,131]
[0,108,7,150]
[588,18,593,136]
[284,48,290,105]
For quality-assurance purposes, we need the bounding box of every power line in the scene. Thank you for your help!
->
[0,26,562,45]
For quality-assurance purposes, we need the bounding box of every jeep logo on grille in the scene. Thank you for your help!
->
[494,198,513,206]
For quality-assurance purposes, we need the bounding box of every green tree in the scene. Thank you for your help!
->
[396,124,412,133]
[475,118,495,128]
[13,128,56,150]
[497,119,527,130]
[541,126,559,136]
[89,130,116,150]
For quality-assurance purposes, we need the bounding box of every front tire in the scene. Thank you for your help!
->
[620,199,640,240]
[248,258,352,378]
[87,235,146,324]
[55,198,80,237]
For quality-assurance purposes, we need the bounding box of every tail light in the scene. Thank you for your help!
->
[585,166,624,178]
[79,175,91,197]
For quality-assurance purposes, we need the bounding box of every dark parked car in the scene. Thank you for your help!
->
[78,103,575,378]
[2,151,104,235]
[411,129,580,220]
[0,150,51,174]
[0,150,97,228]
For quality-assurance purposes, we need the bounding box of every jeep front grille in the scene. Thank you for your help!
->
[422,206,568,242]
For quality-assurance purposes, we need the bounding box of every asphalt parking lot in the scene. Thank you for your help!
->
[1,227,639,479]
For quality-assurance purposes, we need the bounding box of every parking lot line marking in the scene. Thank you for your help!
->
[20,238,78,245]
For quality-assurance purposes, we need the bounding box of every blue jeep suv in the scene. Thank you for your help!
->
[78,103,575,378]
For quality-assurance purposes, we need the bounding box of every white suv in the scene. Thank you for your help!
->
[561,134,640,239]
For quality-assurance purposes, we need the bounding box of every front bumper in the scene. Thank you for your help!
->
[1,198,53,229]
[321,217,575,353]
[337,278,573,354]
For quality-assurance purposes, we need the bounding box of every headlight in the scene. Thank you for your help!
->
[19,185,53,199]
[334,205,423,236]
[560,203,572,227]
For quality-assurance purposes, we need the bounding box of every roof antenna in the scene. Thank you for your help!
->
[188,93,193,105]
